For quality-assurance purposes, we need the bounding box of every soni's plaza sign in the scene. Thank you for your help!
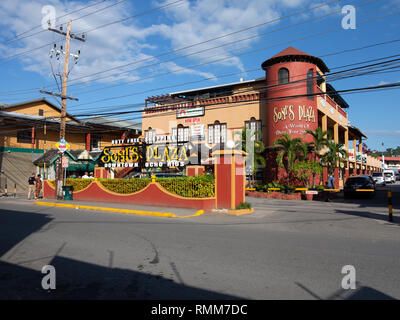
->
[100,138,189,168]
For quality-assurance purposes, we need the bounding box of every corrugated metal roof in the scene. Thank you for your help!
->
[170,77,265,96]
[82,116,141,131]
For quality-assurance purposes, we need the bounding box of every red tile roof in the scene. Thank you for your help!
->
[261,46,329,72]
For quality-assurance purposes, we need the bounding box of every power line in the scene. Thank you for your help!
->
[66,6,400,110]
[0,0,384,96]
[64,5,398,100]
[65,54,400,115]
[70,59,400,118]
[0,0,184,63]
[3,0,108,43]
[72,81,400,133]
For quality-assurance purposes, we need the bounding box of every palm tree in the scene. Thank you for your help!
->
[305,127,329,186]
[273,134,303,187]
[237,127,265,187]
[322,140,349,177]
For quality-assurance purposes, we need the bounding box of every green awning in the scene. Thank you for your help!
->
[66,162,95,172]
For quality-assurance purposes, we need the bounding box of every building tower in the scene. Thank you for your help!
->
[261,46,330,146]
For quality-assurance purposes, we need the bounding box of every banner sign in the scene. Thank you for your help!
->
[348,148,355,161]
[176,106,205,119]
[61,156,69,168]
[190,124,205,141]
[100,143,190,169]
[56,139,70,153]
[362,154,367,164]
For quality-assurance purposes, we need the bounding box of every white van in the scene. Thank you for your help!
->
[384,170,395,184]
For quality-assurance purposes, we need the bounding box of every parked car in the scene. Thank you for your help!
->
[372,172,386,186]
[384,170,396,184]
[344,175,376,199]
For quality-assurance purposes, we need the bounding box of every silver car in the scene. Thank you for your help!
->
[372,172,386,186]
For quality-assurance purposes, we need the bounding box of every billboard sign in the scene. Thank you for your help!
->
[176,106,205,119]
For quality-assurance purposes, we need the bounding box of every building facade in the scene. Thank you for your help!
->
[0,98,141,192]
[141,47,383,187]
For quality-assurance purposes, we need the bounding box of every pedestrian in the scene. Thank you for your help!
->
[82,172,89,179]
[325,173,335,202]
[27,173,36,200]
[35,174,42,200]
[89,172,94,179]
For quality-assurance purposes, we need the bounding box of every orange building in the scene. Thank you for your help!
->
[0,98,141,192]
[141,47,383,187]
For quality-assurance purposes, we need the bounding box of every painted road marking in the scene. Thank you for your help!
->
[34,201,204,218]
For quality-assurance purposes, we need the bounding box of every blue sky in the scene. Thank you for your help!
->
[0,0,399,150]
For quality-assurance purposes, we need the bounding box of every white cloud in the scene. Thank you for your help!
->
[0,0,319,90]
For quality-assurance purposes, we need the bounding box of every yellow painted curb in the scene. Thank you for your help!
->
[34,201,203,218]
[212,207,254,216]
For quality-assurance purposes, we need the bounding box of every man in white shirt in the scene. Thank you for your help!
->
[82,172,89,179]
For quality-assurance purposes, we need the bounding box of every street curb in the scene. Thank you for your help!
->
[211,208,254,216]
[34,201,204,218]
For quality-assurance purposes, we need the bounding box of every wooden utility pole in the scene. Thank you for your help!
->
[42,19,85,199]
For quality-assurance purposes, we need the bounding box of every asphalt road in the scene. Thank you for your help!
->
[0,183,399,300]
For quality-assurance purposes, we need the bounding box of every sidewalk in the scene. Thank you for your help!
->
[33,198,204,218]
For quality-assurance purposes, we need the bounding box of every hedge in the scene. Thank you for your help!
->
[99,178,151,194]
[48,179,92,192]
[48,175,215,198]
[157,176,215,198]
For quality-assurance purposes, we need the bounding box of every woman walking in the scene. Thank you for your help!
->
[35,174,42,200]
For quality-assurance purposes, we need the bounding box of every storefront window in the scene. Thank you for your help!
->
[208,121,227,144]
[245,118,262,140]
[145,128,156,143]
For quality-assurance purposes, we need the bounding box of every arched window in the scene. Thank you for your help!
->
[307,68,314,100]
[208,120,227,144]
[245,117,262,140]
[278,68,289,84]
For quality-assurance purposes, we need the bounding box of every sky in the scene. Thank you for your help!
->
[0,0,399,151]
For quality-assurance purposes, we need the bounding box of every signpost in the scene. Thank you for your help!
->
[55,139,70,199]
[62,156,69,168]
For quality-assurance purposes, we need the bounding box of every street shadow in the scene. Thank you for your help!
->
[333,189,400,211]
[296,282,396,300]
[344,286,396,300]
[334,208,400,225]
[0,208,53,257]
[0,256,243,299]
[0,207,242,300]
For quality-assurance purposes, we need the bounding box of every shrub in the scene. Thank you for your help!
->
[266,181,286,193]
[99,178,151,194]
[48,179,92,191]
[236,202,252,209]
[157,175,215,198]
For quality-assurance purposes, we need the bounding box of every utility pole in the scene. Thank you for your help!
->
[42,19,85,199]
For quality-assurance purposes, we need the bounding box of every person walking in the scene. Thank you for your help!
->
[325,173,335,202]
[28,173,36,200]
[35,174,42,200]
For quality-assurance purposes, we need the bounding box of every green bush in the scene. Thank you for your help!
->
[157,175,215,198]
[266,181,286,193]
[236,202,252,209]
[99,178,151,194]
[48,179,92,191]
[50,175,215,198]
